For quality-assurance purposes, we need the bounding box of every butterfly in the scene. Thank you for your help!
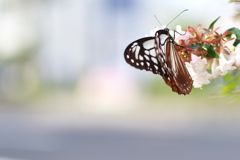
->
[124,27,193,95]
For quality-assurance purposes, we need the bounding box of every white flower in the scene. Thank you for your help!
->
[175,25,183,33]
[210,53,236,78]
[146,25,187,39]
[145,26,161,37]
[230,44,240,68]
[185,54,211,88]
[225,42,235,52]
[175,25,192,41]
[186,53,236,89]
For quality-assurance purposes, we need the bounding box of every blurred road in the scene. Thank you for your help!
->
[0,109,240,160]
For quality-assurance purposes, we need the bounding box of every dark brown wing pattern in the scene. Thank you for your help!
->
[124,37,166,76]
[124,28,193,95]
[161,37,192,95]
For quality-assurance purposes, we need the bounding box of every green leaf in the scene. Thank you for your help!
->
[203,44,219,58]
[225,32,233,40]
[228,27,240,37]
[189,43,202,49]
[234,39,240,47]
[208,16,221,30]
[228,27,240,46]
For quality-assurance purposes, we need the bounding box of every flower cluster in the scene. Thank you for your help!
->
[147,17,240,91]
[174,17,240,89]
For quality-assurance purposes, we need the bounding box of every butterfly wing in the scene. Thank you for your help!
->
[160,36,193,95]
[124,29,193,95]
[124,37,166,75]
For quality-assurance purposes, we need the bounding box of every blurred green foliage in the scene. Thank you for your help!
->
[220,71,240,102]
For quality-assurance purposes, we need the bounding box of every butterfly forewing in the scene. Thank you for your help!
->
[124,37,166,75]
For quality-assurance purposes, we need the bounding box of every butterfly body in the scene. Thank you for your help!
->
[124,28,193,95]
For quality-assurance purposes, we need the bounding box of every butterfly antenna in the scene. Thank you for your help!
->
[166,9,188,27]
[154,15,162,26]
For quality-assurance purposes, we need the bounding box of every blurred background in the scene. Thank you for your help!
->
[0,0,240,159]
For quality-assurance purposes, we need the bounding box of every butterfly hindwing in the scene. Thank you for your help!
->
[163,37,192,94]
[154,29,192,95]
